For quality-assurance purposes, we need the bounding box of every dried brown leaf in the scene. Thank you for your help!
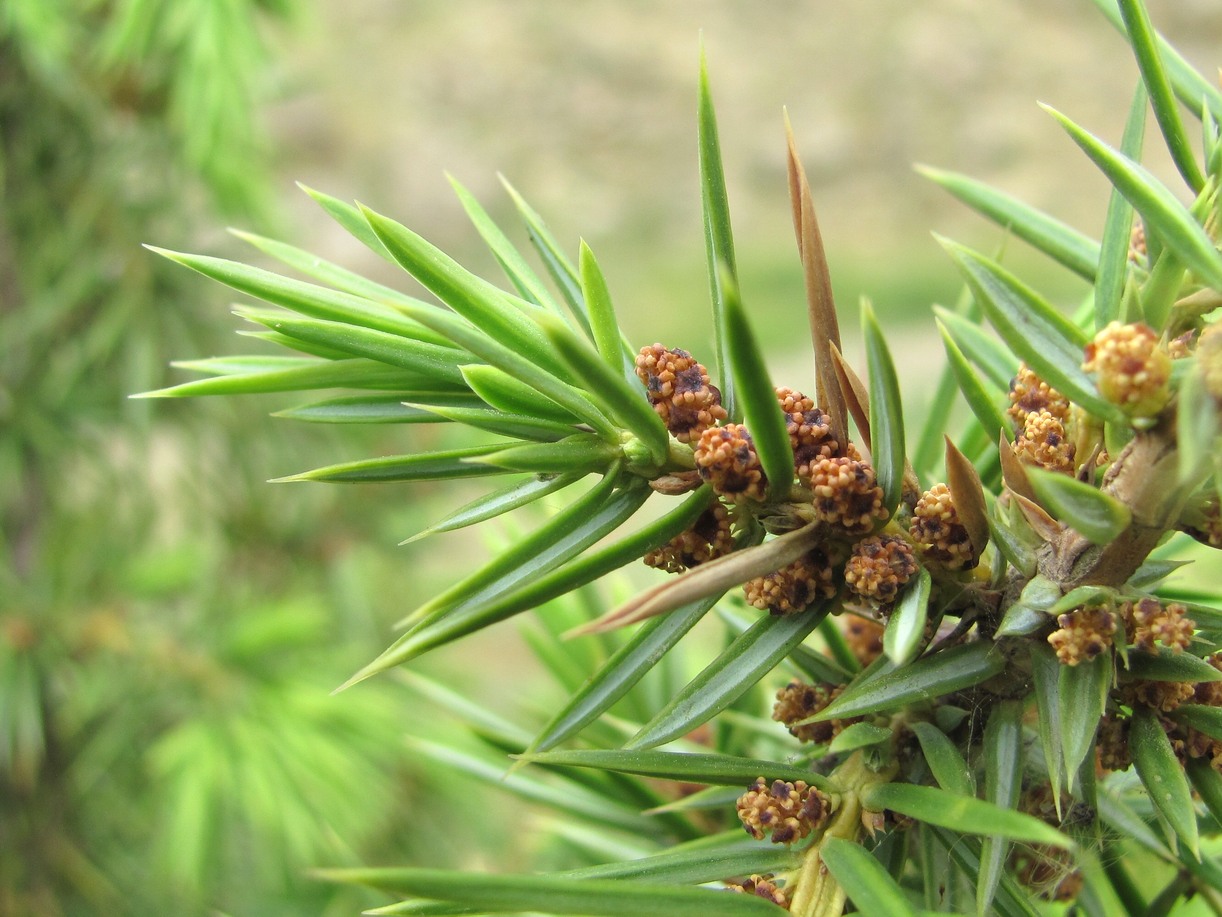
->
[568,521,825,636]
[944,436,990,558]
[1012,492,1063,543]
[998,431,1038,503]
[785,115,848,444]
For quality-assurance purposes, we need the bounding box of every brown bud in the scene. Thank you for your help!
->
[1013,409,1076,474]
[1097,714,1131,772]
[1121,678,1195,713]
[909,483,978,571]
[841,615,885,667]
[772,679,854,744]
[844,534,918,606]
[776,387,842,481]
[1048,607,1115,665]
[808,456,887,535]
[694,423,767,502]
[728,875,788,909]
[1121,598,1195,654]
[635,344,727,442]
[736,777,831,844]
[1008,364,1070,428]
[644,503,735,574]
[1082,321,1171,417]
[742,546,838,615]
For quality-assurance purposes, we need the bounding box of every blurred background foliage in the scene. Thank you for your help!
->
[1,0,1219,914]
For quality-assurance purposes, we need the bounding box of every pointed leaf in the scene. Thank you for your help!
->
[1169,704,1222,742]
[276,392,484,425]
[829,344,872,453]
[246,326,367,357]
[1177,361,1220,486]
[136,358,444,398]
[698,48,739,421]
[1025,467,1131,544]
[1058,653,1110,794]
[1125,647,1222,683]
[988,504,1038,579]
[978,700,1024,917]
[167,354,318,377]
[936,319,1011,447]
[559,839,800,887]
[235,309,470,383]
[884,567,931,665]
[812,641,1005,722]
[1117,0,1205,192]
[827,722,893,754]
[480,482,716,619]
[625,602,831,749]
[1186,757,1222,829]
[360,204,575,371]
[817,614,863,676]
[645,786,744,816]
[529,594,718,753]
[714,604,851,685]
[1044,105,1222,294]
[330,871,785,917]
[995,602,1052,639]
[272,445,509,484]
[405,473,585,543]
[998,434,1038,504]
[862,299,905,514]
[299,182,396,262]
[538,312,669,464]
[228,228,437,316]
[940,240,1125,423]
[391,301,617,437]
[909,721,974,796]
[1131,704,1200,858]
[1128,556,1190,590]
[447,173,560,313]
[499,176,593,337]
[1095,84,1148,329]
[928,828,1044,917]
[403,470,631,626]
[1012,492,1063,543]
[917,165,1101,281]
[397,669,532,748]
[378,482,715,685]
[459,364,581,425]
[517,748,832,791]
[406,403,578,442]
[403,738,653,834]
[932,306,1019,392]
[1089,0,1222,124]
[340,476,647,685]
[861,783,1072,849]
[480,434,621,474]
[146,246,431,339]
[578,240,630,373]
[1031,644,1065,811]
[821,836,918,917]
[1048,584,1116,616]
[723,270,795,499]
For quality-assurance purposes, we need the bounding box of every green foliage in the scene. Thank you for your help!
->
[136,0,1222,914]
[1,3,445,913]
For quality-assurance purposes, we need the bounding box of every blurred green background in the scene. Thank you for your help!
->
[1,1,1216,913]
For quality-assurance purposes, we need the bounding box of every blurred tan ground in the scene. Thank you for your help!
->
[265,1,1217,346]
